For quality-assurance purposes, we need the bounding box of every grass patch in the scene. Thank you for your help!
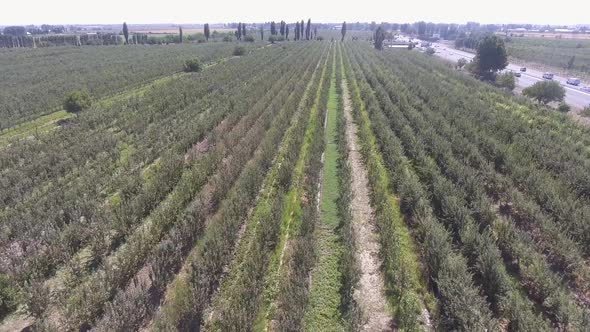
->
[0,110,72,147]
[302,55,346,331]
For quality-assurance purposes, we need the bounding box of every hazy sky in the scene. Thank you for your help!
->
[2,0,588,26]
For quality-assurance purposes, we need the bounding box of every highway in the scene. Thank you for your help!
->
[428,42,590,109]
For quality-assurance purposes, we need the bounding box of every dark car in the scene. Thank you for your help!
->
[520,67,526,72]
[514,72,521,77]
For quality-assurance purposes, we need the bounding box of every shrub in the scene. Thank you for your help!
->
[63,90,91,114]
[495,72,515,91]
[233,46,246,56]
[581,106,590,117]
[268,35,285,43]
[523,81,565,104]
[222,35,233,42]
[557,102,571,113]
[457,58,468,69]
[425,47,435,56]
[244,35,255,42]
[183,58,202,72]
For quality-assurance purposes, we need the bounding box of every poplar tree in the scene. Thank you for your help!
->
[237,23,242,40]
[306,19,311,40]
[286,24,290,40]
[204,23,210,41]
[341,21,347,41]
[270,21,277,35]
[179,26,183,43]
[260,25,264,40]
[122,22,129,44]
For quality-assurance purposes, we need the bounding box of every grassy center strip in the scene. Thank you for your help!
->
[301,43,347,332]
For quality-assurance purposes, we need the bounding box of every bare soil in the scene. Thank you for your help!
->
[342,79,394,331]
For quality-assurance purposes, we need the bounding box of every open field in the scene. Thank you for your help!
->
[2,38,590,331]
[504,37,590,79]
[506,32,590,40]
[0,42,259,130]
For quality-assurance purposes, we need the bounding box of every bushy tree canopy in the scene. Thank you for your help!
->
[183,58,202,72]
[473,35,508,79]
[63,90,92,113]
[523,81,565,104]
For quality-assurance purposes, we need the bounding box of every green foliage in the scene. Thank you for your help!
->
[495,72,515,91]
[183,58,202,72]
[0,43,248,129]
[63,90,91,113]
[244,35,255,42]
[473,35,508,79]
[341,21,347,42]
[0,275,17,319]
[522,80,565,104]
[425,47,435,55]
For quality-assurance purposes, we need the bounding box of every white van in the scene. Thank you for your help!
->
[567,78,581,86]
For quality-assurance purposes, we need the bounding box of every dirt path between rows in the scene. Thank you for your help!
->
[342,79,394,331]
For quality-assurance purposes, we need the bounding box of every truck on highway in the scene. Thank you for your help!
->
[543,73,554,80]
[567,78,581,86]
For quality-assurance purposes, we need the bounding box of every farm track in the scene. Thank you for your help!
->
[342,77,393,332]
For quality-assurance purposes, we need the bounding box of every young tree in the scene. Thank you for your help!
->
[63,90,92,114]
[295,22,300,40]
[122,22,129,44]
[260,25,264,40]
[204,23,210,41]
[179,26,183,43]
[473,35,508,80]
[306,19,311,40]
[523,81,566,104]
[314,26,317,40]
[242,23,247,38]
[374,26,386,50]
[270,21,277,35]
[237,23,242,40]
[286,24,290,40]
[341,21,347,41]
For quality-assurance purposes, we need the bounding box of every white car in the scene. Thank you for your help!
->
[542,73,554,80]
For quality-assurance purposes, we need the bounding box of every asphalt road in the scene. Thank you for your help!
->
[429,43,590,109]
